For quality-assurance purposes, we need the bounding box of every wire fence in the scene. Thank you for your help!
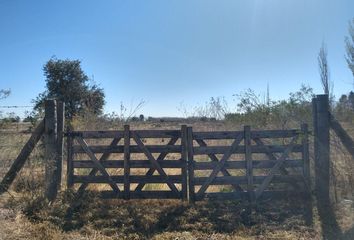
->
[0,120,46,199]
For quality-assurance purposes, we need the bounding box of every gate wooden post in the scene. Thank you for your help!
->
[314,95,330,203]
[124,125,130,200]
[187,127,195,203]
[44,99,58,201]
[56,101,65,193]
[301,123,313,225]
[313,94,342,239]
[44,99,64,201]
[181,125,188,201]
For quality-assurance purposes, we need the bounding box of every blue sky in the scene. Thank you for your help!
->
[0,0,353,117]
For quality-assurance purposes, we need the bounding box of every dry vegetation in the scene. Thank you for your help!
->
[0,118,354,239]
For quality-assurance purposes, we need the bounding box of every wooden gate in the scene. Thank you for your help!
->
[67,125,188,199]
[188,124,311,202]
[66,124,311,202]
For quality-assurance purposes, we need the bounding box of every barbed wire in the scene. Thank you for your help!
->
[0,105,34,108]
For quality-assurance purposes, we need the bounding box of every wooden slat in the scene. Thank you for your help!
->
[76,137,121,193]
[56,101,65,193]
[67,132,74,188]
[0,120,45,195]
[193,175,304,185]
[134,136,179,191]
[124,125,130,199]
[301,123,313,225]
[195,139,243,191]
[72,145,181,154]
[193,159,303,170]
[76,137,120,193]
[69,130,180,139]
[203,190,307,201]
[192,129,299,140]
[101,190,181,199]
[193,144,303,155]
[196,134,244,198]
[73,160,183,168]
[187,127,195,202]
[254,136,299,199]
[181,125,188,200]
[131,131,180,195]
[73,175,183,183]
[245,126,253,201]
[69,131,124,138]
[253,137,301,190]
[134,130,181,138]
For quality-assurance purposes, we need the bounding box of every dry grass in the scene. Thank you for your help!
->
[1,120,354,239]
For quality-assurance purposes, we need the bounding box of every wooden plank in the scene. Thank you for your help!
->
[131,131,180,196]
[252,137,301,190]
[329,113,354,158]
[192,129,299,140]
[66,132,74,188]
[101,190,181,199]
[193,175,304,185]
[245,126,253,201]
[44,99,59,201]
[251,130,300,139]
[181,125,188,200]
[193,131,243,140]
[56,101,64,193]
[123,125,130,199]
[0,120,45,195]
[203,190,307,201]
[73,175,183,183]
[301,123,311,188]
[69,131,124,138]
[134,130,181,138]
[187,127,195,203]
[193,144,303,155]
[193,159,303,170]
[196,134,244,198]
[134,136,179,191]
[254,136,299,199]
[72,145,181,154]
[69,130,180,139]
[76,137,120,193]
[195,139,243,191]
[73,160,183,168]
[76,137,121,193]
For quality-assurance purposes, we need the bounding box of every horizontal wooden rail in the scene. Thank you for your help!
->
[68,130,181,139]
[73,160,183,168]
[192,129,301,140]
[193,175,304,185]
[193,144,303,155]
[193,159,303,170]
[73,175,183,184]
[72,145,182,154]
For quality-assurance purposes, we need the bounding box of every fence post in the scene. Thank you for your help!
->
[187,127,195,203]
[244,126,253,203]
[301,123,313,225]
[56,101,65,192]
[124,125,130,200]
[314,95,330,203]
[181,125,188,201]
[44,99,59,201]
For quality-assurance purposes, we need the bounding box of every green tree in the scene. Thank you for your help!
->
[34,58,105,119]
